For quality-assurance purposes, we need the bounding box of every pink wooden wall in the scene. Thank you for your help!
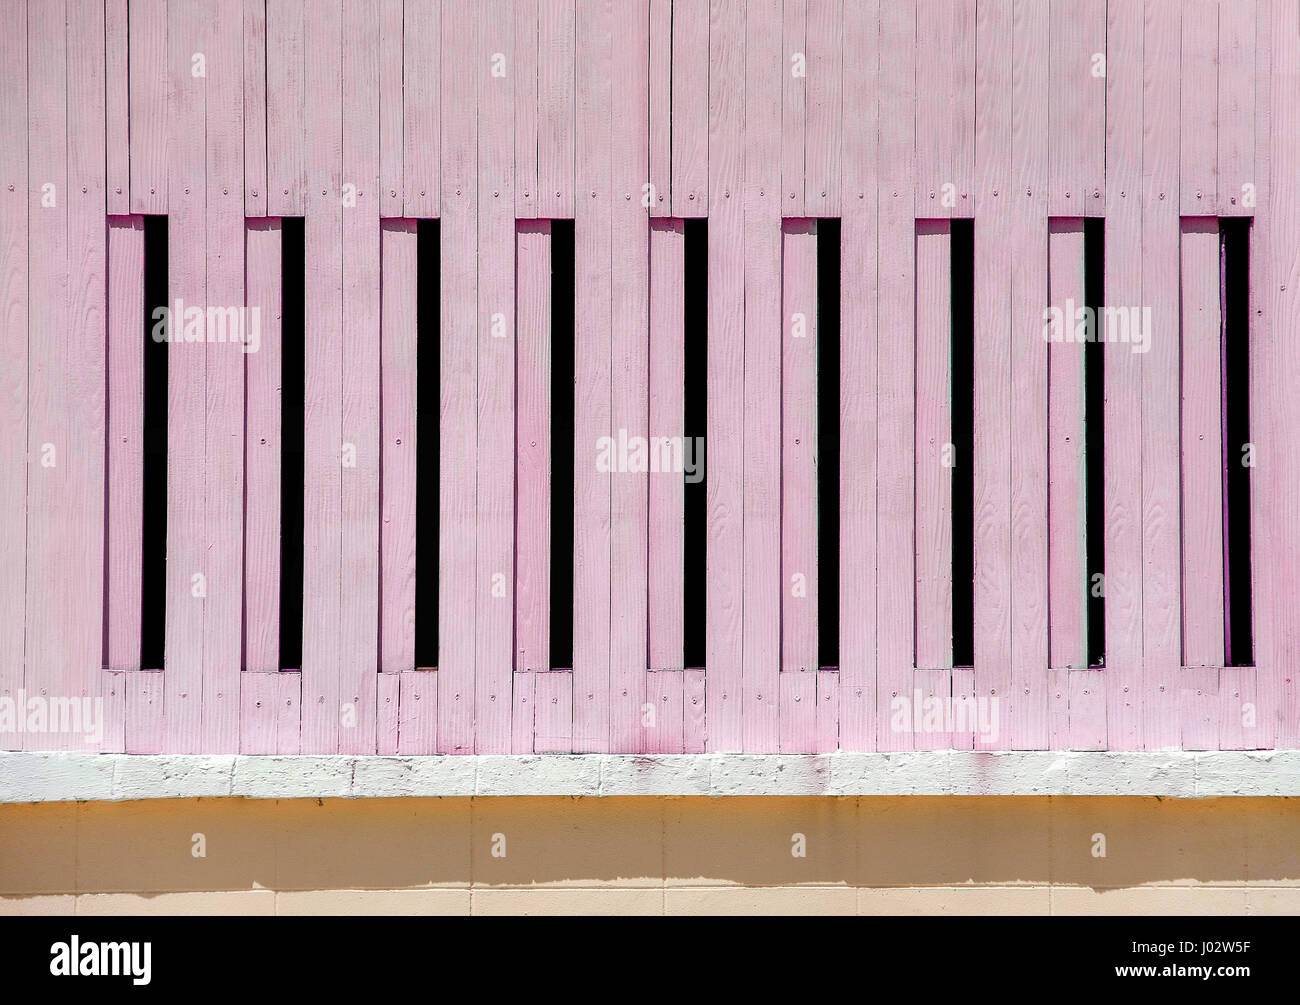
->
[1,0,1297,755]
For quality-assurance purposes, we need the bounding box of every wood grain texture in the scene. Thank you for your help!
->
[1180,0,1219,215]
[780,0,806,217]
[380,219,419,673]
[875,0,916,750]
[128,0,167,214]
[0,0,27,748]
[438,0,478,752]
[803,0,841,217]
[516,221,552,674]
[380,0,404,217]
[672,0,709,216]
[914,221,952,669]
[742,0,781,752]
[105,0,130,214]
[1179,219,1226,666]
[1047,220,1087,670]
[403,0,440,218]
[836,0,879,752]
[1216,0,1254,217]
[244,0,269,216]
[781,219,818,679]
[705,0,745,750]
[1103,0,1145,749]
[538,0,575,218]
[648,219,684,671]
[107,216,146,671]
[1049,0,1106,216]
[915,0,975,219]
[267,0,307,216]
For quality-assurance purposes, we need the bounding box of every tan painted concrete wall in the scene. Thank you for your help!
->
[2,797,1298,915]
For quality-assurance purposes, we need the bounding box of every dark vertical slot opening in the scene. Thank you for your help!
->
[550,220,576,669]
[683,219,708,669]
[1084,217,1106,667]
[1222,218,1253,666]
[415,220,441,668]
[279,218,305,670]
[140,216,169,669]
[950,220,975,668]
[817,220,841,670]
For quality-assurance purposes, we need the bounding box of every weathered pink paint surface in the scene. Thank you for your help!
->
[1,0,1294,755]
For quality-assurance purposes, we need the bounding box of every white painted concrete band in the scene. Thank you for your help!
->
[2,751,1298,802]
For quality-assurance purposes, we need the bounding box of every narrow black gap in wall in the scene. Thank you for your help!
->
[950,220,975,668]
[550,220,576,669]
[1222,218,1253,666]
[414,220,441,668]
[683,219,708,670]
[140,216,169,669]
[817,220,841,669]
[1084,217,1106,667]
[279,218,305,670]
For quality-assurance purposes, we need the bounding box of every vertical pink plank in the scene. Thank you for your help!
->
[1216,0,1254,217]
[514,0,538,217]
[1047,220,1087,669]
[125,670,165,754]
[683,667,706,751]
[1180,0,1219,215]
[163,0,207,753]
[275,671,301,753]
[837,0,878,752]
[1048,668,1070,748]
[1179,666,1219,750]
[380,219,419,673]
[1266,0,1299,748]
[398,670,438,754]
[950,666,975,749]
[128,0,167,214]
[648,0,672,217]
[780,0,806,217]
[1067,670,1106,749]
[803,0,841,217]
[240,672,279,753]
[105,0,130,214]
[339,0,382,754]
[102,670,126,753]
[538,0,574,218]
[706,0,745,750]
[107,216,145,672]
[1141,0,1183,749]
[403,0,440,218]
[438,1,478,752]
[911,671,951,750]
[875,0,916,751]
[376,669,399,754]
[608,0,650,753]
[0,0,26,749]
[57,0,108,752]
[914,221,953,669]
[915,0,974,219]
[244,0,269,216]
[202,0,246,752]
[534,670,573,753]
[512,669,535,752]
[1218,667,1256,749]
[1103,0,1144,750]
[267,0,307,217]
[300,0,344,752]
[1049,0,1106,216]
[245,220,283,672]
[972,0,1013,750]
[646,670,684,753]
[779,669,816,753]
[781,219,818,676]
[648,219,685,670]
[380,0,404,216]
[672,0,709,216]
[814,669,838,752]
[516,221,552,674]
[1180,219,1226,666]
[741,0,780,752]
[475,0,516,754]
[1009,0,1050,748]
[572,0,612,751]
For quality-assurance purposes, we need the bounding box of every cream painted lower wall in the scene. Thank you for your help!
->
[2,797,1298,915]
